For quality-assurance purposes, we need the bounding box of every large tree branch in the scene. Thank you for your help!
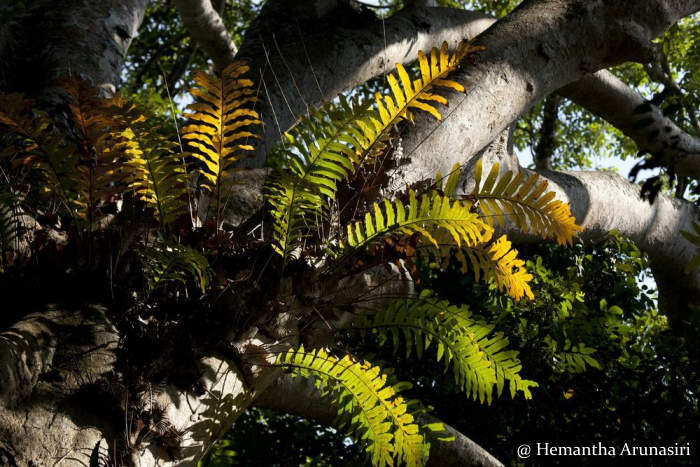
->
[560,70,700,180]
[254,375,504,467]
[172,0,238,71]
[0,0,148,97]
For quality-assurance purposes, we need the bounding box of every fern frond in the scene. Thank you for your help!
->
[182,61,261,224]
[120,128,188,228]
[267,96,369,258]
[57,77,131,227]
[681,222,700,274]
[469,160,582,245]
[277,346,428,467]
[445,234,534,301]
[341,190,491,253]
[354,291,538,404]
[0,93,81,217]
[139,243,211,295]
[356,41,476,161]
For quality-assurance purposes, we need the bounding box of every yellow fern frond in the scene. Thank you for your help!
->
[183,61,261,223]
[277,346,428,467]
[354,41,477,162]
[469,160,583,245]
[451,234,534,300]
[341,190,491,253]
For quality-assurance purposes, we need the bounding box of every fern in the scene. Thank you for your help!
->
[121,128,188,228]
[0,93,81,218]
[449,234,534,301]
[468,160,582,245]
[267,96,369,258]
[341,190,491,253]
[268,41,481,260]
[277,346,429,467]
[0,190,21,270]
[681,221,700,273]
[57,77,131,229]
[354,291,537,404]
[182,61,261,225]
[139,243,211,295]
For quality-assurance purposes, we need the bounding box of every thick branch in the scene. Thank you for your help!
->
[172,0,238,71]
[534,95,561,170]
[560,70,700,180]
[254,375,504,467]
[0,0,148,97]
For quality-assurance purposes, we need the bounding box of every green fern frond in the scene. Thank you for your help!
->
[469,160,583,245]
[353,291,538,404]
[182,61,261,224]
[267,96,369,258]
[277,346,429,467]
[681,222,700,273]
[120,128,188,228]
[340,190,491,253]
[139,243,211,295]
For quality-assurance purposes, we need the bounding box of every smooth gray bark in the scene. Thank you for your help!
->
[560,70,700,180]
[0,0,148,97]
[172,0,238,71]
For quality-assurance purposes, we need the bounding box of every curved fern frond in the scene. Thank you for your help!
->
[183,61,261,223]
[353,291,538,404]
[469,160,582,245]
[139,243,211,295]
[277,346,428,467]
[340,190,491,253]
[681,221,700,273]
[121,128,188,228]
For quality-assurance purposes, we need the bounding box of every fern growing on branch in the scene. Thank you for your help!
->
[340,190,491,253]
[182,61,261,227]
[468,159,582,245]
[276,346,435,467]
[267,41,482,260]
[353,291,538,404]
